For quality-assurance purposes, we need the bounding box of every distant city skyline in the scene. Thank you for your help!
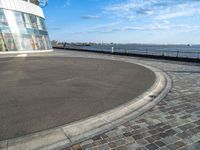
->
[44,0,200,44]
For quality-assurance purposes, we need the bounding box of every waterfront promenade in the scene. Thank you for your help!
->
[58,50,199,150]
[0,49,199,150]
[49,50,200,150]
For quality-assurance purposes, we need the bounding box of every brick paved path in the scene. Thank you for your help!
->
[53,50,200,150]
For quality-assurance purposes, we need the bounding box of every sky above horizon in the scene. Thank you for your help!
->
[43,0,200,44]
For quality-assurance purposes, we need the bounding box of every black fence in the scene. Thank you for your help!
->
[53,46,200,63]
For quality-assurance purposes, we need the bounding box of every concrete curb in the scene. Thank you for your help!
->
[0,55,172,150]
[0,49,54,55]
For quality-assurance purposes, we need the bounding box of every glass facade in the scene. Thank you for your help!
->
[22,0,39,6]
[22,0,48,7]
[0,8,51,51]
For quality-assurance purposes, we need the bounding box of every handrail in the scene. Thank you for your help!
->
[53,45,200,60]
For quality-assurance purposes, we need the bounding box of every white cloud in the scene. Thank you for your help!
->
[68,21,200,34]
[81,15,100,19]
[104,0,200,20]
[155,3,200,20]
[65,0,200,35]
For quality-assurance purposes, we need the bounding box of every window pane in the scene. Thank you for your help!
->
[0,33,7,51]
[3,33,17,51]
[0,9,8,27]
[39,18,46,30]
[29,15,38,29]
[22,13,32,28]
[37,17,43,30]
[0,9,10,33]
[30,0,40,5]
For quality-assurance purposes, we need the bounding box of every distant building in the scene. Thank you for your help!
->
[0,0,51,51]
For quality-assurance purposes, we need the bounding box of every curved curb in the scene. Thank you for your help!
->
[0,56,172,150]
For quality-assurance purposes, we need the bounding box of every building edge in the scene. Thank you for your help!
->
[0,0,52,52]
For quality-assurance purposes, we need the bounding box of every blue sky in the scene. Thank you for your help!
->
[43,0,200,44]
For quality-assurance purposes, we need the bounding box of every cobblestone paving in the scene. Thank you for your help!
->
[6,50,199,150]
[54,50,200,150]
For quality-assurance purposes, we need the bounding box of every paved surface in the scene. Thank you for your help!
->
[39,50,200,150]
[0,56,155,141]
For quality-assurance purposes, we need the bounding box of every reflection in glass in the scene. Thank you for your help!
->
[0,33,7,51]
[4,33,17,51]
[22,13,32,29]
[29,15,37,29]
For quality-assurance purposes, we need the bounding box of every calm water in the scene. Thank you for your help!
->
[81,44,200,59]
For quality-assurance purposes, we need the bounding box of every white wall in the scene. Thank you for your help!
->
[0,0,44,18]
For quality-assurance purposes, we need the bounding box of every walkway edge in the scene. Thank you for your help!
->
[0,49,54,55]
[0,57,172,150]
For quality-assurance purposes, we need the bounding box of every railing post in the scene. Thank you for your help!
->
[111,47,114,53]
[176,50,179,58]
[162,51,165,57]
[146,48,148,56]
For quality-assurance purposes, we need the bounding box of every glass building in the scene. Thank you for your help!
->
[0,0,51,52]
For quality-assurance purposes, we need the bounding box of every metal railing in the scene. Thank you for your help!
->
[53,45,200,61]
[119,49,200,59]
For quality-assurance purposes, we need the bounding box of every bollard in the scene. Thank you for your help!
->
[162,51,165,57]
[176,51,179,58]
[111,47,114,53]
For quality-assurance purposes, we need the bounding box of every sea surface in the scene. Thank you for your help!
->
[81,44,200,59]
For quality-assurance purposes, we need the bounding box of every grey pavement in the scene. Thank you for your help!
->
[42,50,200,150]
[0,56,155,141]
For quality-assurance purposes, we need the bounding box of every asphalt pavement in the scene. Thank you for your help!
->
[0,56,155,140]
